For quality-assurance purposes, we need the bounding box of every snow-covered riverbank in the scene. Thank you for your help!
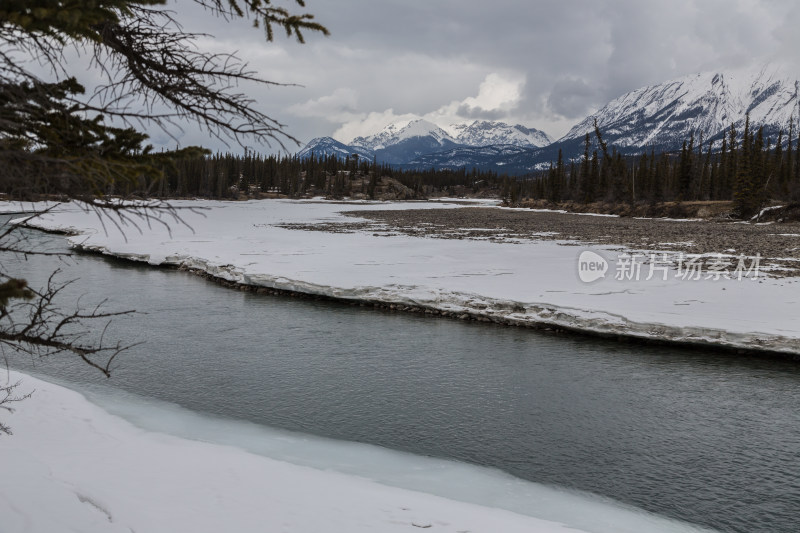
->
[2,370,595,533]
[13,198,800,355]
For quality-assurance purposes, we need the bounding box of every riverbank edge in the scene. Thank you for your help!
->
[1,369,590,533]
[56,233,800,361]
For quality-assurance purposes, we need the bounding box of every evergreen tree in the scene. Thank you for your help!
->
[590,151,600,202]
[733,115,757,218]
[593,119,611,199]
[678,139,691,199]
[700,139,712,200]
[753,126,766,210]
[774,129,786,197]
[796,109,800,186]
[786,118,794,196]
[580,133,592,202]
[0,0,329,433]
[727,124,739,195]
[551,149,564,202]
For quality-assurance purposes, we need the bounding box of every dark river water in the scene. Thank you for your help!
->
[5,218,800,533]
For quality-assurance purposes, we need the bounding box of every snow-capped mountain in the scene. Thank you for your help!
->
[350,118,553,151]
[449,121,553,148]
[345,119,459,164]
[297,65,800,174]
[560,64,800,151]
[351,119,455,151]
[296,137,373,160]
[298,118,554,166]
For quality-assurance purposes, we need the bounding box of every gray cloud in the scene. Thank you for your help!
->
[546,78,598,120]
[455,104,508,121]
[124,1,800,151]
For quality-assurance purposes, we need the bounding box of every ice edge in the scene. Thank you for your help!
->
[69,240,800,358]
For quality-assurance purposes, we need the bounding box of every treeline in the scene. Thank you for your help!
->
[516,117,800,218]
[11,116,798,220]
[146,152,506,199]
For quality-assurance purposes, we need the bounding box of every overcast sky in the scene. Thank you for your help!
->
[159,0,800,153]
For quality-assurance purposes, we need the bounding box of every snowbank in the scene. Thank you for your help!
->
[0,200,65,214]
[13,199,800,355]
[0,370,589,533]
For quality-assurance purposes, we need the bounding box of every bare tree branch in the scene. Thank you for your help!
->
[0,374,33,436]
[0,0,326,434]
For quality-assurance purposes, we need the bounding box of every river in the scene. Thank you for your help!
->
[5,217,800,533]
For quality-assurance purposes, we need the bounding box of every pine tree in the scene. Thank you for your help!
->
[635,152,647,204]
[1,1,328,202]
[786,118,794,196]
[733,115,757,218]
[568,160,578,198]
[753,126,766,210]
[700,139,712,200]
[728,124,739,196]
[678,139,691,199]
[580,133,592,202]
[0,0,329,433]
[647,149,656,202]
[795,109,800,187]
[775,130,786,197]
[718,135,729,200]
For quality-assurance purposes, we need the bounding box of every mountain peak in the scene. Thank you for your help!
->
[351,119,454,151]
[301,65,799,174]
[560,63,800,150]
[296,137,373,160]
[350,118,553,151]
[450,120,553,148]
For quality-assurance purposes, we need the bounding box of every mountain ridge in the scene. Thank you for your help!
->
[560,64,800,150]
[297,64,800,174]
[298,118,553,164]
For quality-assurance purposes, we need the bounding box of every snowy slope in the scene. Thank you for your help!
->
[299,120,460,165]
[450,120,553,148]
[2,370,602,533]
[561,64,800,151]
[17,200,800,355]
[346,119,462,164]
[296,137,373,160]
[351,118,553,151]
[298,119,553,169]
[351,118,456,151]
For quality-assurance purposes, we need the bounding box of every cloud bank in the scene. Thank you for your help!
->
[148,0,800,151]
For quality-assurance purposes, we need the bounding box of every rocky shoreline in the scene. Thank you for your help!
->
[278,206,800,276]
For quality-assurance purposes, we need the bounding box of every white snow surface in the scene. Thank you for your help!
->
[1,370,597,533]
[15,199,800,354]
[0,200,65,213]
